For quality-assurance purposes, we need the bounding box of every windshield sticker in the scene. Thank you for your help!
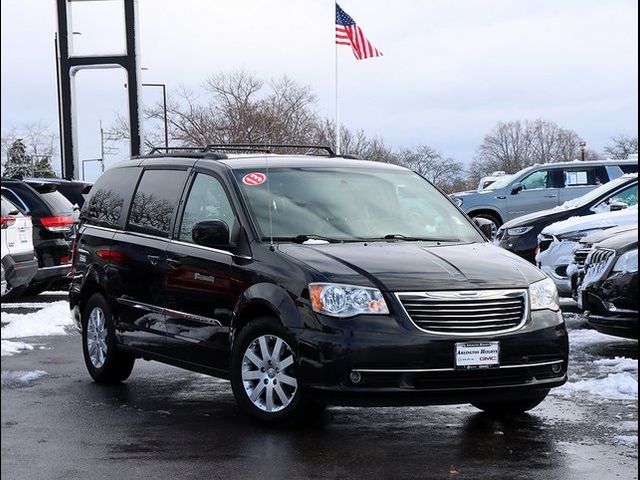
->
[242,172,267,186]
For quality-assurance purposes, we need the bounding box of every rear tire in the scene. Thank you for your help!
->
[82,293,134,384]
[230,317,325,425]
[472,390,550,414]
[1,285,27,301]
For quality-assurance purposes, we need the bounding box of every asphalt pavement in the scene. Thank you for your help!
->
[1,295,638,480]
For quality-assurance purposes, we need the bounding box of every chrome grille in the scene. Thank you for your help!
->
[573,243,593,269]
[583,248,616,284]
[396,290,527,336]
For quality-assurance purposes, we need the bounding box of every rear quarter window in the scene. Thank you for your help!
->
[82,167,142,229]
[41,191,74,215]
[1,183,51,217]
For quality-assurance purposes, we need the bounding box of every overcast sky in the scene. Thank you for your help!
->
[1,0,638,179]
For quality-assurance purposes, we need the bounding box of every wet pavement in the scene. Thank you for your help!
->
[1,297,638,480]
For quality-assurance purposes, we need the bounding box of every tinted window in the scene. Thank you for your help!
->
[128,169,188,238]
[41,191,74,215]
[179,174,236,243]
[620,164,638,174]
[83,167,141,228]
[1,196,19,215]
[56,184,87,207]
[607,184,638,207]
[562,167,607,187]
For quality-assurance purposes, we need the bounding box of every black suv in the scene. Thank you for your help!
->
[1,177,75,295]
[69,147,568,424]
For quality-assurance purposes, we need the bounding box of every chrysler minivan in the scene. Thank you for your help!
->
[69,146,568,424]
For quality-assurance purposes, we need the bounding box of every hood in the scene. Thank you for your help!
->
[596,228,638,252]
[501,206,574,229]
[278,241,545,291]
[581,223,638,245]
[541,207,639,237]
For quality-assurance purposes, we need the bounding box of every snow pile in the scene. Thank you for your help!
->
[569,329,629,349]
[593,357,638,373]
[1,301,73,339]
[615,435,639,447]
[1,370,47,387]
[536,239,579,273]
[1,340,34,357]
[559,372,637,400]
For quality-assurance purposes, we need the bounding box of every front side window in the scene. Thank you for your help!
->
[596,183,639,210]
[234,167,483,243]
[179,173,236,243]
[520,170,550,190]
[127,169,188,238]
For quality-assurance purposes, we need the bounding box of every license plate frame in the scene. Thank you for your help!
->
[455,341,500,370]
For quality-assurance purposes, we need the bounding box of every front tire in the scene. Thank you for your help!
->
[230,318,325,425]
[472,390,550,414]
[82,293,135,384]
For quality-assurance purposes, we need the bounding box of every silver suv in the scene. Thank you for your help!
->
[451,159,638,233]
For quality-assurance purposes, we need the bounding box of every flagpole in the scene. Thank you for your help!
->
[334,1,341,156]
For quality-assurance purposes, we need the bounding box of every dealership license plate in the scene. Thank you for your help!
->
[455,342,500,369]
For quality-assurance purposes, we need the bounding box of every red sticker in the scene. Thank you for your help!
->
[242,172,267,186]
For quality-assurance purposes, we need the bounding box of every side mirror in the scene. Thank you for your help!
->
[511,182,523,195]
[609,201,628,212]
[192,219,232,250]
[473,217,496,239]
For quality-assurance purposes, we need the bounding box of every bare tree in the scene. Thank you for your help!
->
[603,135,638,159]
[471,119,588,182]
[395,146,465,193]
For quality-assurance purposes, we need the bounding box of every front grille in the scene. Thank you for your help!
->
[573,243,593,269]
[583,248,616,284]
[396,290,527,336]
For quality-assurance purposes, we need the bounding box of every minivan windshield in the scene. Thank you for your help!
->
[234,167,483,243]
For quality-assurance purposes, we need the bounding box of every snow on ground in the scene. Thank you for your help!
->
[558,372,637,400]
[1,339,34,357]
[1,370,47,388]
[568,328,631,349]
[1,301,73,339]
[615,435,639,447]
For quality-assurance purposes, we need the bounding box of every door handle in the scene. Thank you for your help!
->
[147,255,161,266]
[544,195,558,198]
[167,258,182,269]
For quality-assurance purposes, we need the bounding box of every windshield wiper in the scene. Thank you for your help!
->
[371,234,459,242]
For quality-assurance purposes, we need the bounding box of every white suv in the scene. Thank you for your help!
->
[1,196,38,298]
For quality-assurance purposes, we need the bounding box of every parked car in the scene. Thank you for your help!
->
[1,177,75,296]
[1,196,38,298]
[568,223,638,300]
[496,174,638,263]
[451,159,638,234]
[70,147,568,425]
[536,206,638,295]
[23,177,92,211]
[577,228,638,339]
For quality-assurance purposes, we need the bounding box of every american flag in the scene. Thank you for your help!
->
[335,4,382,60]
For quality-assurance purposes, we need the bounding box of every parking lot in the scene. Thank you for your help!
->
[1,293,637,480]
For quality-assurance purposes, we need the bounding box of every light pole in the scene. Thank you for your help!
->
[142,83,168,151]
[579,141,587,161]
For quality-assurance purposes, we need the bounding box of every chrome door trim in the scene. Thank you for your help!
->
[116,297,222,327]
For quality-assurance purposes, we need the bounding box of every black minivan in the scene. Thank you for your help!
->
[69,147,568,424]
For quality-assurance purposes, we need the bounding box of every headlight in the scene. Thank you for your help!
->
[507,226,533,236]
[558,228,601,242]
[529,277,560,311]
[309,283,389,318]
[453,197,463,207]
[612,249,638,273]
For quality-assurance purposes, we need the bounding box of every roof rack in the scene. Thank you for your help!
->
[146,143,338,158]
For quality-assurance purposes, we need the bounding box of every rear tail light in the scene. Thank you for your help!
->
[1,216,16,229]
[40,215,74,232]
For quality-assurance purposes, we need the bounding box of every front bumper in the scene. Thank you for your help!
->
[293,310,568,406]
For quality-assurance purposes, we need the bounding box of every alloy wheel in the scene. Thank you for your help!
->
[241,335,298,413]
[86,306,108,368]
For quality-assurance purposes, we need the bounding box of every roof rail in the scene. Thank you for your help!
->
[204,144,336,156]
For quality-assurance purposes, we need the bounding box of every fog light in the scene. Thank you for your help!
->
[349,371,362,384]
[551,363,562,374]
